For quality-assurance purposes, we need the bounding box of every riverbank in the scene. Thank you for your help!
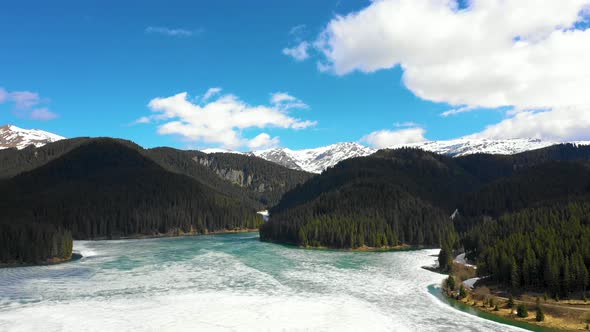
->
[439,258,590,331]
[0,253,83,268]
[1,229,258,267]
[441,284,590,331]
[88,228,260,240]
[260,238,427,252]
[430,285,557,332]
[301,243,413,252]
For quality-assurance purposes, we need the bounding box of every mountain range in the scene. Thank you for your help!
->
[3,124,590,173]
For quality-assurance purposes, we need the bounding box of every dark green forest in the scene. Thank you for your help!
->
[464,201,590,296]
[262,144,590,292]
[0,138,308,264]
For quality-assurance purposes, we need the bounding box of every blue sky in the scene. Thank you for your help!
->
[1,0,589,150]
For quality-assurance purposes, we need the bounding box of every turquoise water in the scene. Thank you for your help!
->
[0,233,528,331]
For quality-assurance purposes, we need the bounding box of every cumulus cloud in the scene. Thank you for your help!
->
[469,106,590,141]
[247,133,280,149]
[360,127,427,149]
[145,26,198,37]
[283,41,310,61]
[139,89,316,149]
[0,87,57,121]
[303,0,590,140]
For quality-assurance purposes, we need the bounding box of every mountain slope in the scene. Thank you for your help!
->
[0,137,312,209]
[0,139,263,238]
[147,148,312,207]
[261,148,469,248]
[264,144,590,249]
[0,124,64,149]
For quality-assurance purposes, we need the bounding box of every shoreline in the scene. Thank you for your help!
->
[429,285,557,332]
[436,277,590,331]
[260,238,433,252]
[84,228,260,241]
[425,253,589,331]
[0,229,259,268]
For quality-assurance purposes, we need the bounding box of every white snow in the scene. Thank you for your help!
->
[201,148,244,155]
[249,138,590,173]
[0,124,65,150]
[252,142,375,174]
[256,210,269,221]
[388,137,590,157]
[454,253,477,269]
[463,277,480,290]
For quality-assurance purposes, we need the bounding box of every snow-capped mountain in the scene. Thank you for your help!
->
[387,138,581,157]
[0,124,65,150]
[251,142,375,174]
[4,124,589,174]
[201,148,245,155]
[203,138,590,174]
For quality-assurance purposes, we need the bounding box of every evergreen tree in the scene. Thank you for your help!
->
[535,306,545,322]
[516,304,528,318]
[459,284,467,299]
[508,295,515,309]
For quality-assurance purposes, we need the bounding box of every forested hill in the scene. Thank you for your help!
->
[148,148,312,207]
[262,148,472,249]
[0,138,265,264]
[261,145,590,292]
[0,137,311,209]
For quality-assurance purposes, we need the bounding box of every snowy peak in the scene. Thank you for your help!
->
[251,142,375,174]
[0,124,65,150]
[201,148,245,155]
[387,138,590,157]
[204,139,590,174]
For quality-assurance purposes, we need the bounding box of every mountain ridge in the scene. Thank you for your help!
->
[4,124,590,174]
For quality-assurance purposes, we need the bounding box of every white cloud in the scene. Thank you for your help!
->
[470,106,590,141]
[283,41,310,61]
[270,92,296,104]
[203,87,222,101]
[305,0,590,140]
[441,106,476,117]
[393,121,419,127]
[270,92,309,110]
[0,87,57,120]
[360,127,427,149]
[140,89,316,149]
[29,108,58,121]
[145,26,196,37]
[134,116,151,124]
[247,133,280,149]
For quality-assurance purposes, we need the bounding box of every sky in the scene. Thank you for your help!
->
[1,0,590,151]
